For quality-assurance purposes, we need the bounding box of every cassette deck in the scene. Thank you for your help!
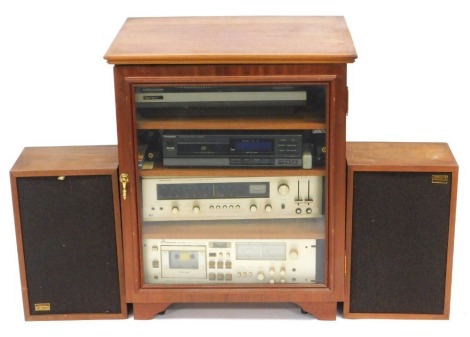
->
[142,237,322,285]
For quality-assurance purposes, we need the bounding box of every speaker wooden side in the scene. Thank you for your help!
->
[10,146,127,320]
[344,142,458,319]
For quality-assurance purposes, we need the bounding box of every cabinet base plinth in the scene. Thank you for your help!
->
[133,303,171,320]
[297,302,337,320]
[132,302,337,320]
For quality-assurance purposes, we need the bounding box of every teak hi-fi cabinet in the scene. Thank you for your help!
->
[104,16,357,320]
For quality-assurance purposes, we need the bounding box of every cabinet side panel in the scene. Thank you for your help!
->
[349,171,451,315]
[17,175,123,316]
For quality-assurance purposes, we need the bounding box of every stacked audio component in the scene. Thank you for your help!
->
[136,84,328,288]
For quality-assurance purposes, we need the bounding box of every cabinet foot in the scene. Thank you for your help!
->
[297,302,337,320]
[133,303,171,320]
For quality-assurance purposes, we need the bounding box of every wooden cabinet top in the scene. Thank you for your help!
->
[104,16,357,65]
[346,142,458,170]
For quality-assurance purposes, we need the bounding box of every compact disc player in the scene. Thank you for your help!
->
[142,237,320,285]
[141,176,323,222]
[162,131,302,167]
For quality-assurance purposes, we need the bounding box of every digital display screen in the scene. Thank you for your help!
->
[232,139,274,154]
[157,182,269,200]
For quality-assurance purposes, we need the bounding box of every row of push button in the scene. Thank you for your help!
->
[209,273,232,281]
[208,260,232,269]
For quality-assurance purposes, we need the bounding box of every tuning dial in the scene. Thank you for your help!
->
[265,204,272,213]
[257,272,265,281]
[193,206,200,214]
[171,206,179,214]
[250,205,257,213]
[289,249,299,260]
[278,184,290,196]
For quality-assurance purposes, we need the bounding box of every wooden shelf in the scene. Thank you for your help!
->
[136,113,326,130]
[139,165,326,177]
[142,217,325,240]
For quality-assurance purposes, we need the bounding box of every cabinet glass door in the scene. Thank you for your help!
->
[134,83,328,287]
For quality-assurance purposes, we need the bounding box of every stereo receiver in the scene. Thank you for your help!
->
[162,131,303,167]
[142,237,321,285]
[141,176,324,222]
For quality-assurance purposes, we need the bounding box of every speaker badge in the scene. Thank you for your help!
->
[432,175,449,184]
[34,303,51,312]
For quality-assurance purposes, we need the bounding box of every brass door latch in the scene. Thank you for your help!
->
[119,173,129,200]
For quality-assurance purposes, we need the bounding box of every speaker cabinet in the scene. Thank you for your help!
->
[10,146,127,320]
[344,142,458,319]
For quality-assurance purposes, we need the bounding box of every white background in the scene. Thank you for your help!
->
[1,0,469,335]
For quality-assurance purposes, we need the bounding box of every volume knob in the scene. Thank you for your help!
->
[278,184,290,196]
[171,206,179,214]
[289,249,299,260]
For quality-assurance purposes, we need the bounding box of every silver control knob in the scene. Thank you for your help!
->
[250,205,257,213]
[171,206,179,214]
[278,184,290,196]
[269,267,275,276]
[257,272,265,281]
[280,267,286,276]
[193,206,200,214]
[289,249,299,260]
[265,204,272,213]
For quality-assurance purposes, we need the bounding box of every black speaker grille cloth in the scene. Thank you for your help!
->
[350,172,451,314]
[17,175,122,315]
